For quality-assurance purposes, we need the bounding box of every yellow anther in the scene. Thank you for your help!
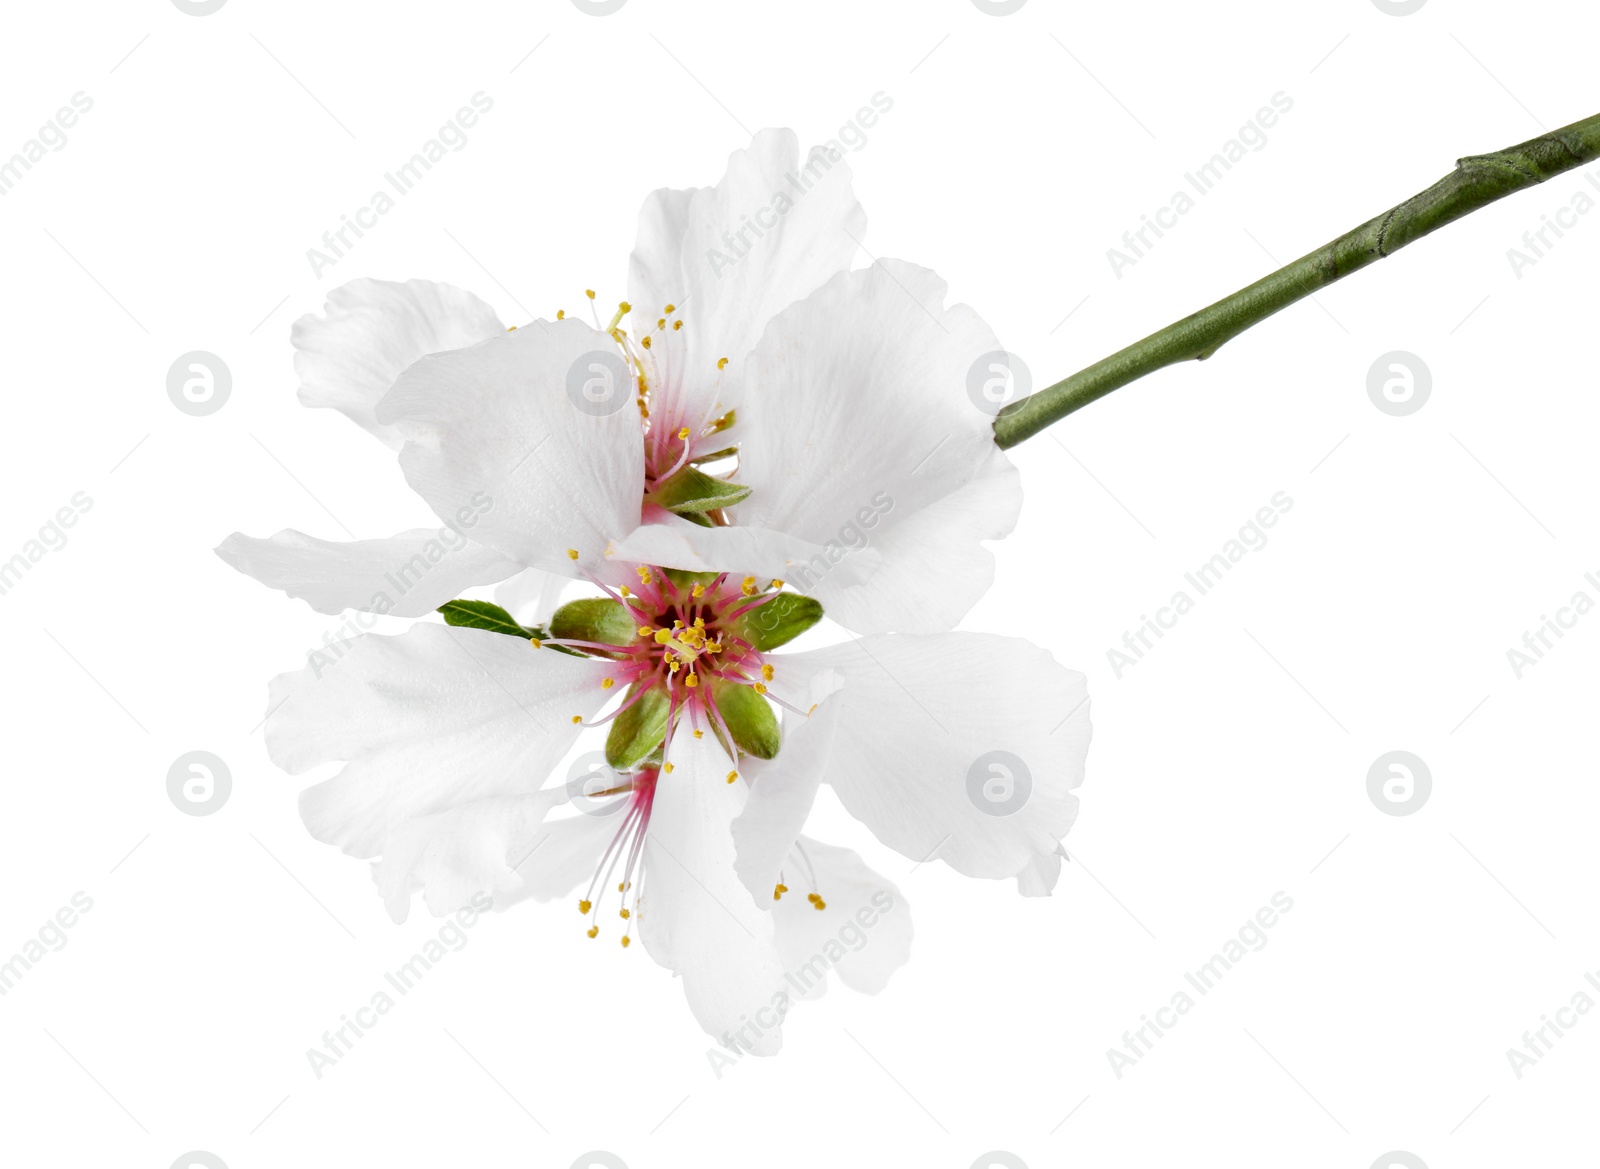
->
[761,664,774,681]
[813,897,826,911]
[636,565,651,579]
[664,303,676,313]
[638,626,653,638]
[691,584,706,598]
[717,357,729,370]
[566,548,579,561]
[774,883,788,900]
[808,703,818,715]
[619,908,631,919]
[741,575,757,596]
[677,426,690,440]
[667,660,680,673]
[685,674,699,688]
[619,585,631,597]
[771,579,784,589]
[692,729,703,739]
[601,677,614,690]
[529,637,542,649]
[621,935,631,948]
[556,309,565,319]
[618,301,631,313]
[726,770,738,784]
[673,320,682,331]
[657,318,666,329]
[754,683,768,696]
[571,715,582,724]
[579,899,592,914]
[507,324,517,331]
[587,926,599,938]
[664,762,675,774]
[654,629,673,645]
[641,335,652,350]
[585,289,596,299]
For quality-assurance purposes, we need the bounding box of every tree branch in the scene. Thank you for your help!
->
[992,112,1600,450]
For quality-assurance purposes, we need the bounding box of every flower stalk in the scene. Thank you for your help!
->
[993,111,1600,449]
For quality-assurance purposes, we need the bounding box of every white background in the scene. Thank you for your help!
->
[2,1,1597,1166]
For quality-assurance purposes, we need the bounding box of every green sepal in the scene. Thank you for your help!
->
[549,597,637,649]
[711,680,780,760]
[663,567,722,590]
[729,593,824,651]
[648,464,752,514]
[438,599,541,639]
[606,684,671,770]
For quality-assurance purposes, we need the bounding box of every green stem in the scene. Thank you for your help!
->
[992,112,1600,450]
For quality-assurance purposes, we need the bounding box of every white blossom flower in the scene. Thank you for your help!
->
[217,128,1020,634]
[267,562,1089,1052]
[228,126,1091,1053]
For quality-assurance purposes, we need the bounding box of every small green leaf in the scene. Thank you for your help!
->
[711,680,780,760]
[606,684,671,770]
[648,464,752,514]
[730,593,825,651]
[438,599,540,639]
[550,598,638,649]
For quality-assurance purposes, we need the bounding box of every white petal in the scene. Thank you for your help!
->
[294,278,504,448]
[771,837,913,997]
[216,528,521,617]
[376,318,646,577]
[503,810,620,905]
[266,623,613,858]
[640,731,788,1055]
[1015,845,1066,898]
[731,669,844,907]
[736,260,1021,633]
[607,514,881,590]
[373,790,566,922]
[493,567,568,626]
[783,634,1091,879]
[627,128,866,428]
